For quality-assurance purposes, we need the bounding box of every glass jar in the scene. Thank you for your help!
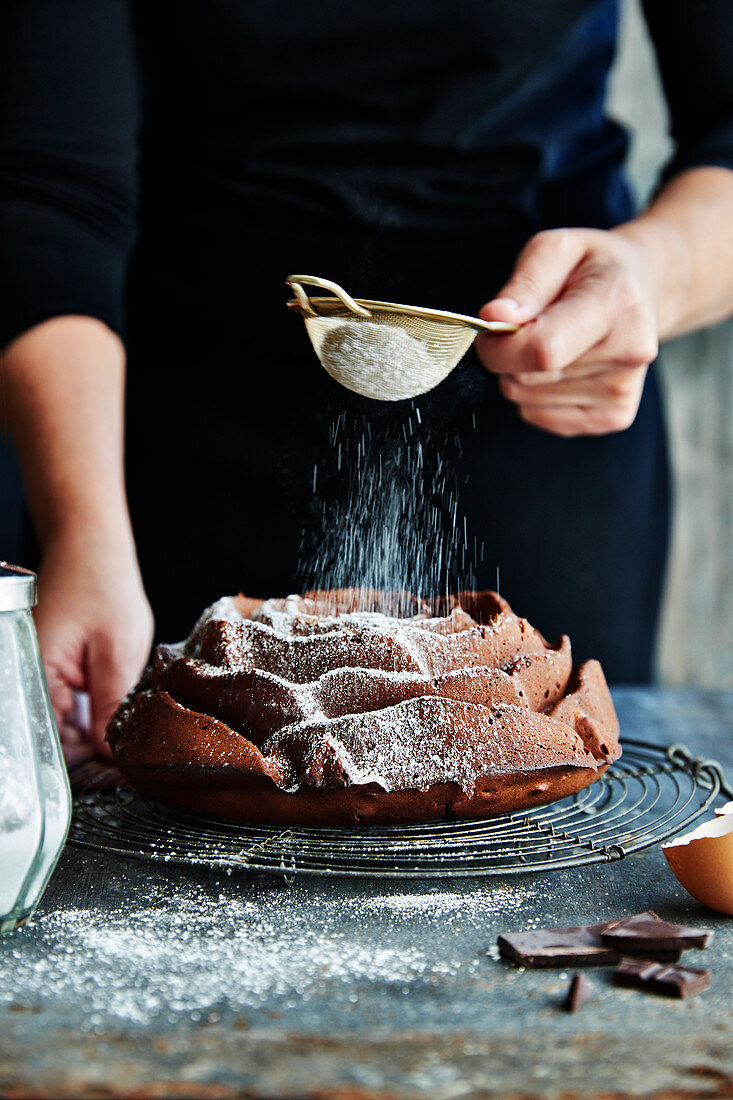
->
[0,563,71,933]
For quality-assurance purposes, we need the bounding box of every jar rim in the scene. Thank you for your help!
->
[0,562,37,611]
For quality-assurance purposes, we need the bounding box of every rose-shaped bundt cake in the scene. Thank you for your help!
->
[107,590,621,825]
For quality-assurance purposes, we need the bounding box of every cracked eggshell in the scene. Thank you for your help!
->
[662,811,733,915]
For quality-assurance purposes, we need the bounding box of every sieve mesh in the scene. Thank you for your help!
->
[307,313,476,401]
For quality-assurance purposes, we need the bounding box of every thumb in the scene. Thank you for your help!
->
[480,229,590,324]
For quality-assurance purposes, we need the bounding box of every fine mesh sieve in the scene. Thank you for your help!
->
[286,275,519,401]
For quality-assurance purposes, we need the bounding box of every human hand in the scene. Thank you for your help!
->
[475,228,660,436]
[35,529,154,765]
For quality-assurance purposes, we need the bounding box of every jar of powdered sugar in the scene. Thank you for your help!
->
[0,563,70,933]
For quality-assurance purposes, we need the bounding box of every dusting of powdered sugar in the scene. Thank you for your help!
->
[0,879,538,1028]
[255,601,431,637]
[263,697,531,794]
[183,596,248,653]
[155,592,583,795]
[196,605,463,683]
[254,601,437,648]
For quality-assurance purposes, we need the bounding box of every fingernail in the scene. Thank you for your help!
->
[490,297,522,313]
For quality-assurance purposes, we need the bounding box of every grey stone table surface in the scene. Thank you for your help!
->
[1,688,732,1100]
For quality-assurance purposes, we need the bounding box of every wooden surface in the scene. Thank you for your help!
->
[1,687,732,1100]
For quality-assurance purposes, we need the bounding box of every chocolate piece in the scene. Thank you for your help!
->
[601,912,713,952]
[563,972,595,1012]
[614,958,711,998]
[498,922,620,967]
[498,913,683,968]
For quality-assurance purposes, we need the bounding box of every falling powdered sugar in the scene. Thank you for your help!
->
[299,408,484,619]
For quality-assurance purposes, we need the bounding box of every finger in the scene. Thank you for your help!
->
[477,268,619,378]
[497,331,656,386]
[500,367,643,408]
[518,402,638,437]
[59,721,96,766]
[35,611,85,721]
[61,741,95,767]
[502,357,611,387]
[479,229,591,324]
[86,637,146,759]
[68,690,92,733]
[41,662,78,736]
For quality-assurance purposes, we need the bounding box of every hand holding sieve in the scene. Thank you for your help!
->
[286,275,519,402]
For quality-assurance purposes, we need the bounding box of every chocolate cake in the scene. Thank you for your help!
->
[107,590,621,826]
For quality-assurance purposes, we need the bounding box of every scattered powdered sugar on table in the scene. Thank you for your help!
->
[364,887,528,921]
[2,880,537,1028]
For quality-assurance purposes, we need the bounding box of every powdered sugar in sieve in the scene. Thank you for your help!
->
[319,321,447,402]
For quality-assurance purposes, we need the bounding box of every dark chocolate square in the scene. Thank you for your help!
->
[497,913,682,968]
[563,972,595,1012]
[498,922,620,967]
[601,912,713,953]
[614,957,711,999]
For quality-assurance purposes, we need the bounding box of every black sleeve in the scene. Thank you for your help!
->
[0,0,138,349]
[641,0,733,182]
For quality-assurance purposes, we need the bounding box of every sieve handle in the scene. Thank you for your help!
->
[286,275,372,319]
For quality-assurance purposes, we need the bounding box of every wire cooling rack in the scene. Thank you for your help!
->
[67,740,731,880]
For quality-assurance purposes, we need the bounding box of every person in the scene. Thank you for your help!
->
[2,1,733,764]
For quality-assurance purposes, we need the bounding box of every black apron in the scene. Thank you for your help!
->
[125,212,669,682]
